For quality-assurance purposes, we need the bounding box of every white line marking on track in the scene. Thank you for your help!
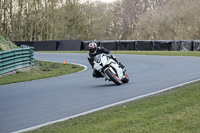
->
[12,78,200,133]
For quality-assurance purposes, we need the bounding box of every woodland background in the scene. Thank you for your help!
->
[1,0,200,41]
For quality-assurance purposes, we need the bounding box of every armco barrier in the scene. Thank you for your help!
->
[13,40,200,51]
[14,41,57,51]
[153,40,172,51]
[193,40,200,51]
[83,40,199,51]
[14,40,83,51]
[135,40,153,51]
[100,41,118,50]
[118,40,135,50]
[171,40,193,51]
[57,40,83,51]
[34,41,57,51]
[0,47,34,75]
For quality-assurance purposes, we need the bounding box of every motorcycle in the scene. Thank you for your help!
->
[93,54,129,85]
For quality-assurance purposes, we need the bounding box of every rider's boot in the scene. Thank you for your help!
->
[113,58,125,69]
[111,55,126,71]
[116,61,126,72]
[118,62,125,69]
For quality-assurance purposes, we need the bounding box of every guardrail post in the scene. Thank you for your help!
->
[30,47,34,66]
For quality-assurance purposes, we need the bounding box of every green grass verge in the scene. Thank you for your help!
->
[27,81,200,133]
[112,51,200,57]
[0,60,84,85]
[38,51,200,57]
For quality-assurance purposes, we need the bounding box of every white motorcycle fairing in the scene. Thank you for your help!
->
[93,54,129,85]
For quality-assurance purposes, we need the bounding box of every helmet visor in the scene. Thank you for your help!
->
[89,48,96,53]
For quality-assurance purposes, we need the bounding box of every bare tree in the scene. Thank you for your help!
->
[2,0,199,41]
[133,0,200,40]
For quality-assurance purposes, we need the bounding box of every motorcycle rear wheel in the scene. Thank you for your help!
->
[105,69,121,85]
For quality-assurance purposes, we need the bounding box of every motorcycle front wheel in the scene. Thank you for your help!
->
[121,74,129,83]
[105,69,121,85]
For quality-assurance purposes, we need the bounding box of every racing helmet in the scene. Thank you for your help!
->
[88,42,97,55]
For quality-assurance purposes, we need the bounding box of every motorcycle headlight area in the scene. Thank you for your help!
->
[94,55,101,63]
[96,58,101,63]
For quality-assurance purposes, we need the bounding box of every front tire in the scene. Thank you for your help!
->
[105,69,121,85]
[121,74,129,83]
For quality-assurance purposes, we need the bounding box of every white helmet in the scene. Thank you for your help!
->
[88,42,97,55]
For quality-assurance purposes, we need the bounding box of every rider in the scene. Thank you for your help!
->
[87,42,125,78]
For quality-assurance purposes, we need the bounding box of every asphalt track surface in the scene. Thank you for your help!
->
[1,52,200,133]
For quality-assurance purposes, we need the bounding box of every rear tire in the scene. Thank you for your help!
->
[105,69,121,85]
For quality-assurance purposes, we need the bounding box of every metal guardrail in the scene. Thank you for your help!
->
[0,47,34,75]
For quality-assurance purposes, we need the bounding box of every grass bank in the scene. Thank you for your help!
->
[28,81,200,133]
[38,51,200,57]
[0,60,84,85]
[0,35,18,51]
